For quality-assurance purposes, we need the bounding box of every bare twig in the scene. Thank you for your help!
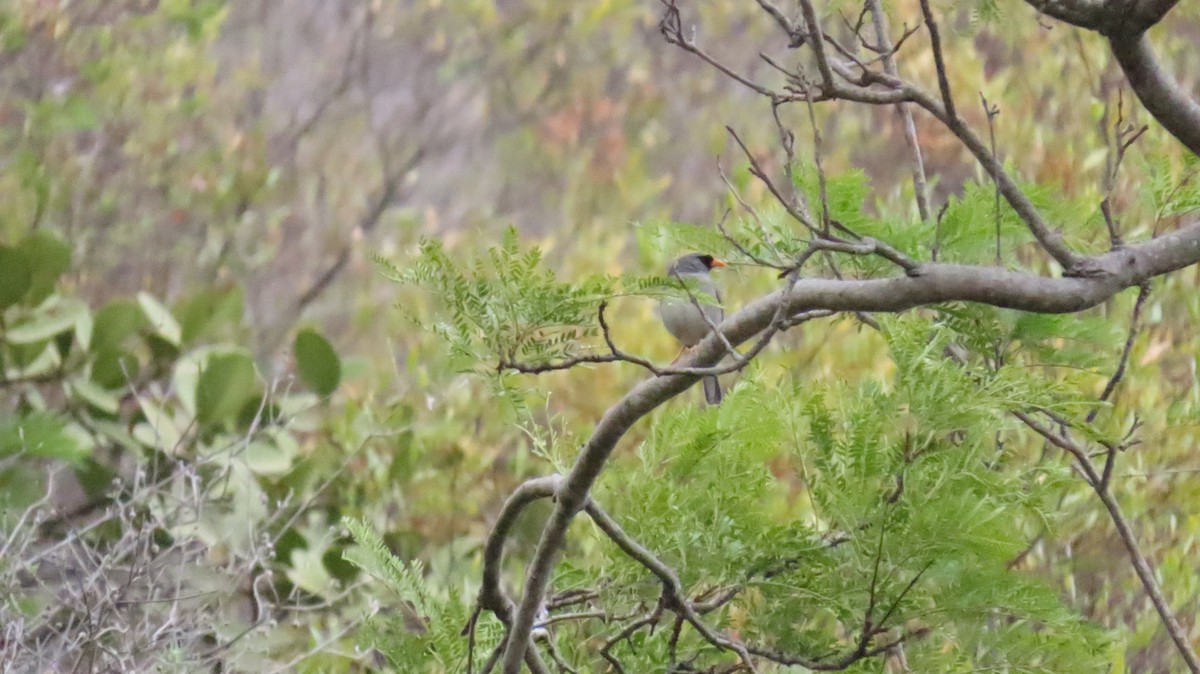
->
[931,202,949,262]
[712,195,788,271]
[502,299,833,380]
[584,503,760,672]
[917,0,956,119]
[795,0,836,89]
[770,96,813,224]
[1100,92,1150,248]
[664,1,1087,271]
[1016,412,1200,673]
[867,0,930,221]
[727,126,821,236]
[599,603,662,674]
[659,0,781,100]
[1088,283,1151,423]
[538,635,579,674]
[979,94,1002,265]
[582,499,925,672]
[799,79,831,234]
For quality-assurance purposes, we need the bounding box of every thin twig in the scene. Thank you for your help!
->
[1016,412,1200,673]
[979,93,1002,265]
[659,0,781,100]
[502,301,833,379]
[599,606,662,674]
[796,0,836,88]
[799,79,831,234]
[1101,90,1149,248]
[1088,283,1150,423]
[727,126,822,236]
[867,0,930,221]
[918,0,956,119]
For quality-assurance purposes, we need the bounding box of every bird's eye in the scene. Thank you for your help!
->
[699,255,714,267]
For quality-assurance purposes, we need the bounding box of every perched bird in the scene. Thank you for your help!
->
[659,253,727,405]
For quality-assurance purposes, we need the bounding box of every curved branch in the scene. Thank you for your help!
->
[478,475,563,617]
[1019,0,1197,156]
[1109,31,1200,157]
[475,475,562,674]
[1023,0,1179,34]
[497,218,1200,673]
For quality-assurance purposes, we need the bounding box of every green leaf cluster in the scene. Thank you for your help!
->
[560,315,1110,672]
[343,517,491,673]
[380,228,615,369]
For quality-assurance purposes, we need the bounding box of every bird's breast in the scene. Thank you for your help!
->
[659,298,721,347]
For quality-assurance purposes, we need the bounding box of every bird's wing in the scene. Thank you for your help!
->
[703,276,723,324]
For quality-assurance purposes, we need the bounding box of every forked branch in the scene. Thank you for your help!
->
[491,1,1200,671]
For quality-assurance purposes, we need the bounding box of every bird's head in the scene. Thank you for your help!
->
[670,253,727,275]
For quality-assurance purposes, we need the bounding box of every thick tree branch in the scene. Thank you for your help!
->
[497,220,1200,673]
[1024,0,1179,34]
[475,475,562,674]
[1108,32,1200,157]
[478,475,563,618]
[493,4,1200,668]
[1021,0,1197,156]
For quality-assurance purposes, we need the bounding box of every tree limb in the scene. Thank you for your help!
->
[1108,31,1200,157]
[1021,0,1197,156]
[474,475,562,674]
[497,217,1200,673]
[491,2,1200,668]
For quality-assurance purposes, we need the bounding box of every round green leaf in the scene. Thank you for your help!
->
[237,394,281,429]
[177,285,244,345]
[0,412,86,463]
[69,377,121,416]
[195,351,258,426]
[138,291,182,346]
[6,296,88,344]
[0,245,32,309]
[133,398,183,454]
[243,436,295,476]
[91,300,146,352]
[18,232,71,305]
[294,328,341,396]
[91,348,140,389]
[8,341,61,376]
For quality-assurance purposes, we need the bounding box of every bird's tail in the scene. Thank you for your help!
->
[703,375,723,405]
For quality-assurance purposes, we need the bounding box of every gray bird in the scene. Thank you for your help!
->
[659,253,727,405]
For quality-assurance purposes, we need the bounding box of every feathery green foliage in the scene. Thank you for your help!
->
[378,228,614,369]
[344,517,491,672]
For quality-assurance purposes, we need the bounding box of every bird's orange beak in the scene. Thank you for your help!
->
[710,258,727,268]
